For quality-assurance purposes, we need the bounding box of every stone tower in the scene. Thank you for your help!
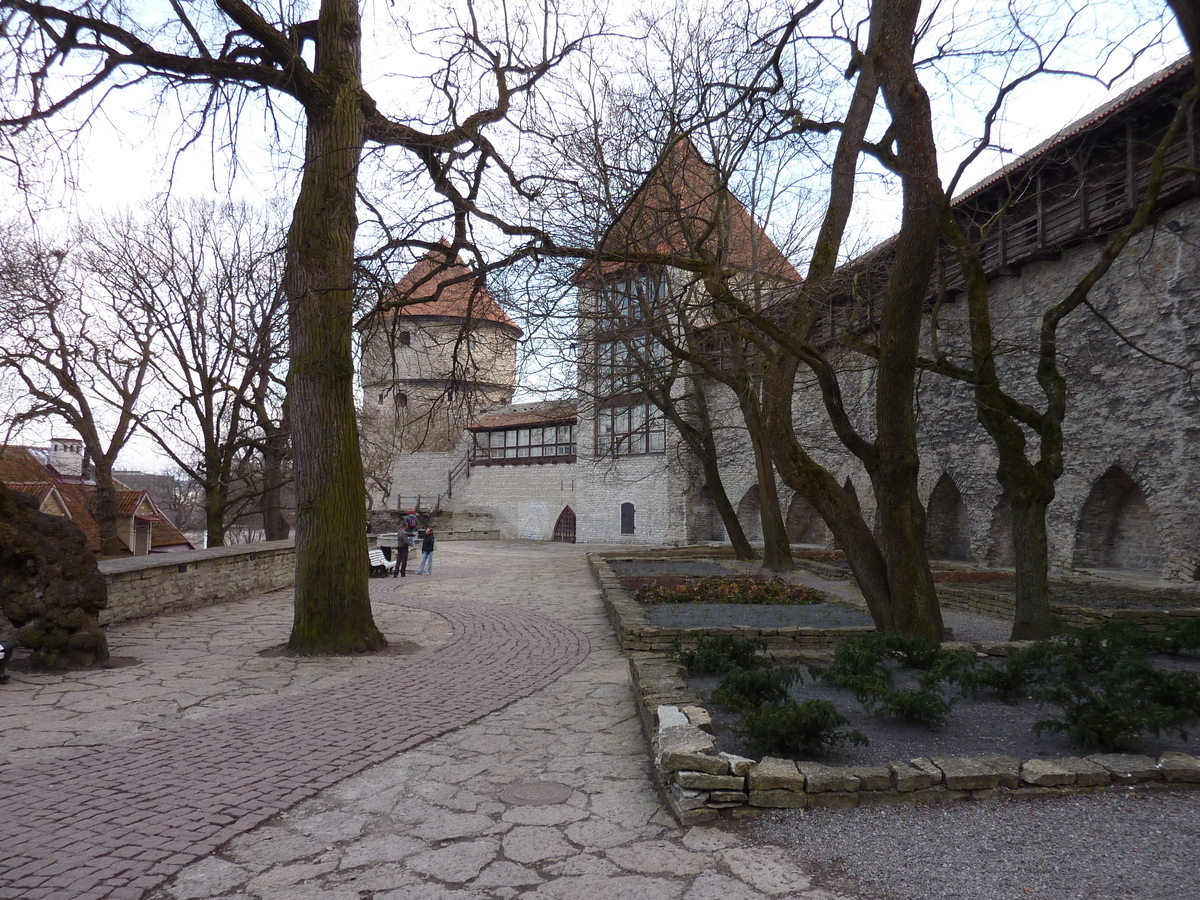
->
[359,242,521,503]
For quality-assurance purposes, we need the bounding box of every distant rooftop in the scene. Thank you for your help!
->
[380,240,521,334]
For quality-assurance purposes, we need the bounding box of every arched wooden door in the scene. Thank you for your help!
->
[553,506,577,543]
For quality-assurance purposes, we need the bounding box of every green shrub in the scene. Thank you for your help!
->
[636,577,827,606]
[674,635,767,675]
[1032,622,1200,751]
[713,666,801,712]
[734,699,868,758]
[1155,618,1200,655]
[808,640,892,703]
[864,687,955,725]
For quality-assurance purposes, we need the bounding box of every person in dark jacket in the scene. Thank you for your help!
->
[393,526,409,577]
[417,527,435,575]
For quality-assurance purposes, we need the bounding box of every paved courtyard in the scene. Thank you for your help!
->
[0,541,854,900]
[5,540,1198,900]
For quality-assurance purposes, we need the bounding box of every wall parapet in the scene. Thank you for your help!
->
[98,541,295,626]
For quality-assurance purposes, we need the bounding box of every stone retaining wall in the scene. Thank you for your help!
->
[627,646,1200,825]
[98,541,294,625]
[592,554,875,656]
[936,583,1200,629]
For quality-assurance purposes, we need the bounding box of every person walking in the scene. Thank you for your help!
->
[417,526,435,575]
[405,510,419,547]
[393,524,409,578]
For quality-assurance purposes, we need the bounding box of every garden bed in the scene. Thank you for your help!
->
[591,550,1200,825]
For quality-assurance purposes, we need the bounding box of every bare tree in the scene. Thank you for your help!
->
[92,200,289,547]
[0,0,598,651]
[0,223,156,556]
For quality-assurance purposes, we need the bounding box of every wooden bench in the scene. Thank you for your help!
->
[368,548,396,577]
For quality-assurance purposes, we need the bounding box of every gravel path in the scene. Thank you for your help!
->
[646,602,874,629]
[751,789,1200,900]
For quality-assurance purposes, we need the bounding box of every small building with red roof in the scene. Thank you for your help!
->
[0,443,194,556]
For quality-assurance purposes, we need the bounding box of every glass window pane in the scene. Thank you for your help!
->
[517,428,529,446]
[649,430,665,451]
[631,432,646,454]
[506,430,517,447]
[517,446,529,457]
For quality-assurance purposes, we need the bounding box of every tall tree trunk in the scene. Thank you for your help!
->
[666,408,756,559]
[260,437,291,541]
[285,0,384,653]
[204,485,227,547]
[763,357,894,628]
[864,0,944,642]
[91,459,123,557]
[1009,492,1054,639]
[745,416,793,573]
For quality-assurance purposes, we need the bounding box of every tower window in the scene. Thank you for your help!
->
[395,392,408,408]
[398,331,411,347]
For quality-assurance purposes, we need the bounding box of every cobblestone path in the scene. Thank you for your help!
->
[0,597,588,900]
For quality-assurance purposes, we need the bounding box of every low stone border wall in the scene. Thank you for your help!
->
[790,559,1200,631]
[936,583,1200,629]
[595,552,1200,824]
[590,554,874,657]
[626,648,1200,824]
[98,541,294,625]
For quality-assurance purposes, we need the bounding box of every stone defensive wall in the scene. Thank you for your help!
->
[97,541,295,626]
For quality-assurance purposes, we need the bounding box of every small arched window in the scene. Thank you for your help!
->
[620,502,635,535]
[395,392,408,409]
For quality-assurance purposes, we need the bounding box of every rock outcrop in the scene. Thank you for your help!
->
[0,484,109,668]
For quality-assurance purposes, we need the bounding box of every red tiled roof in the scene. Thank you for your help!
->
[468,400,578,431]
[0,446,53,484]
[1,444,194,554]
[380,241,521,334]
[580,136,802,285]
[6,481,53,499]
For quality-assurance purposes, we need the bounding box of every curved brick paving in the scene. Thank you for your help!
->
[0,597,589,900]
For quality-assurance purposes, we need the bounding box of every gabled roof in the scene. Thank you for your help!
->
[581,136,802,285]
[468,400,578,431]
[381,240,522,334]
[0,444,193,554]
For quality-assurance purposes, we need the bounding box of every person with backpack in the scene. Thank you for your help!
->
[393,523,409,578]
[417,526,435,575]
[405,510,419,546]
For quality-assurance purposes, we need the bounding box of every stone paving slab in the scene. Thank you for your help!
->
[0,542,859,900]
[0,592,588,899]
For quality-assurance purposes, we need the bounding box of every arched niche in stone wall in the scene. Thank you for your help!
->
[1072,466,1164,575]
[926,473,973,562]
[736,485,763,542]
[785,493,828,546]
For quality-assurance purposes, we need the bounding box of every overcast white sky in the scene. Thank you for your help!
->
[1,0,1189,471]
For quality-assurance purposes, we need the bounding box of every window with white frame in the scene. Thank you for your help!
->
[470,423,576,464]
[599,272,663,330]
[597,402,666,456]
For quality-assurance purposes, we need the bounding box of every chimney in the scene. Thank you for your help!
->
[48,437,84,477]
